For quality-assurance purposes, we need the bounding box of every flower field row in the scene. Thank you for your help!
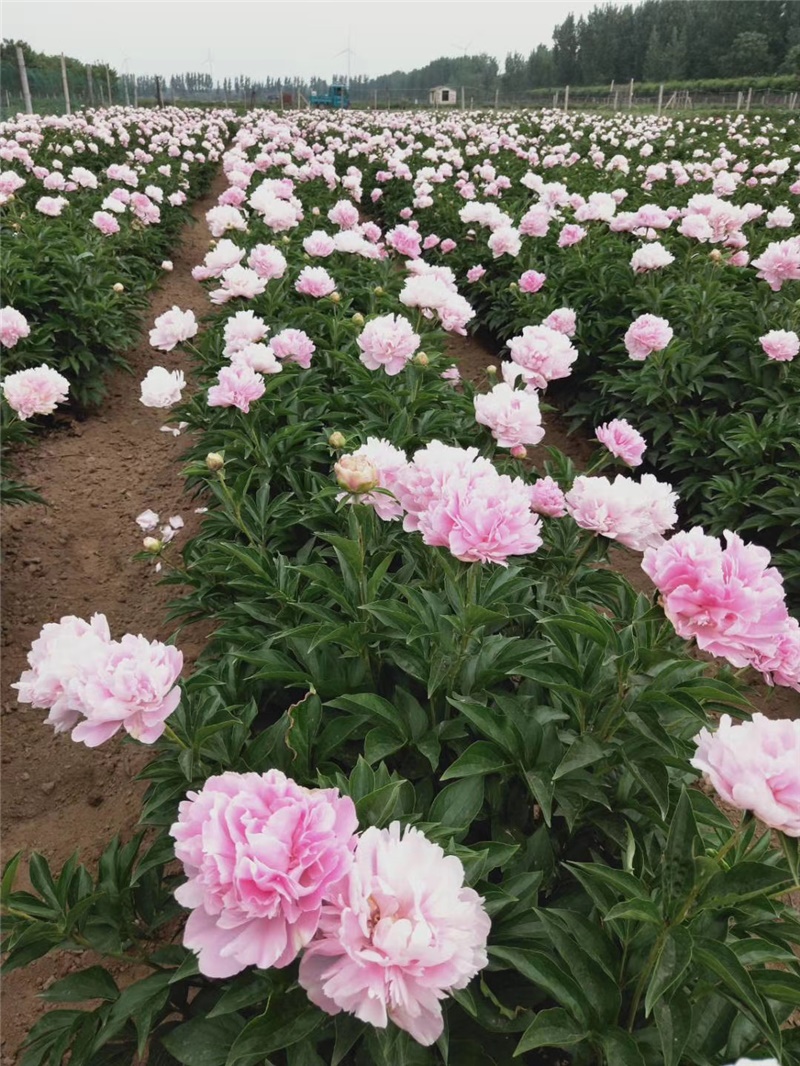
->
[2,106,800,1066]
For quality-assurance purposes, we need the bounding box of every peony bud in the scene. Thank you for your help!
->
[113,283,124,292]
[334,454,378,493]
[414,352,429,367]
[373,286,384,296]
[709,249,722,263]
[351,312,365,326]
[142,536,162,553]
[510,444,528,459]
[329,292,341,303]
[485,364,497,376]
[205,452,224,471]
[508,282,518,291]
[312,206,320,216]
[328,431,347,449]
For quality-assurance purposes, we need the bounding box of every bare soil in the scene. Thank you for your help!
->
[0,170,228,1061]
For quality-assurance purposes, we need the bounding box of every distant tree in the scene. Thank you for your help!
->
[724,30,773,76]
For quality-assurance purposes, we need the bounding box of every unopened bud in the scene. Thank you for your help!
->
[352,312,365,326]
[161,259,173,272]
[335,454,378,494]
[373,286,385,296]
[414,352,429,367]
[485,364,497,376]
[312,206,320,216]
[329,291,341,303]
[209,239,217,248]
[282,235,290,244]
[142,536,162,553]
[508,282,518,291]
[328,431,347,449]
[112,282,124,293]
[709,249,722,262]
[510,444,528,459]
[205,452,224,471]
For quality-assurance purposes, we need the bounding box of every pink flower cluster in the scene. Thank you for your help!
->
[506,324,578,390]
[170,774,490,1045]
[642,528,800,689]
[759,329,799,362]
[474,383,545,449]
[692,715,800,836]
[0,307,31,348]
[356,314,419,376]
[207,364,266,413]
[751,237,800,291]
[565,473,678,551]
[149,306,198,352]
[595,418,647,466]
[13,614,183,746]
[2,364,69,419]
[624,314,673,360]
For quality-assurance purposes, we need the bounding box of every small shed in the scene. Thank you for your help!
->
[429,85,457,106]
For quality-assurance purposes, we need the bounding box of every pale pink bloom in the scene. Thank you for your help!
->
[328,199,360,229]
[0,171,25,196]
[519,206,550,237]
[191,239,245,281]
[36,196,68,217]
[542,307,577,336]
[624,314,673,361]
[338,438,407,521]
[565,474,678,552]
[69,634,182,746]
[218,186,246,207]
[295,266,336,298]
[423,234,440,250]
[760,330,799,362]
[1,365,69,419]
[248,188,301,231]
[557,224,587,248]
[130,192,160,226]
[529,476,567,517]
[205,205,247,238]
[474,383,545,449]
[91,210,120,236]
[161,260,173,272]
[247,244,287,280]
[399,207,413,220]
[518,270,546,294]
[386,224,422,259]
[136,509,160,532]
[751,237,800,291]
[595,419,647,466]
[766,206,795,229]
[171,770,357,978]
[679,214,714,242]
[441,366,461,384]
[140,367,185,408]
[440,238,457,254]
[729,251,750,268]
[488,226,522,258]
[149,307,198,352]
[394,443,493,533]
[691,715,800,836]
[507,325,578,390]
[299,823,490,1045]
[13,614,112,735]
[303,231,336,257]
[0,307,31,348]
[223,310,268,355]
[466,265,486,282]
[210,266,267,305]
[207,364,266,413]
[357,314,419,376]
[371,188,383,202]
[230,344,282,375]
[630,242,675,273]
[270,329,316,369]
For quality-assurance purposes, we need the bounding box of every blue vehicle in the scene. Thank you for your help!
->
[310,83,350,109]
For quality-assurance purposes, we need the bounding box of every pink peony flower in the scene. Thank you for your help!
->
[566,474,678,551]
[519,206,550,237]
[247,244,287,280]
[36,196,68,217]
[337,438,407,521]
[205,204,247,238]
[595,418,647,466]
[0,307,31,348]
[529,476,567,517]
[752,237,800,291]
[270,328,316,369]
[760,329,799,362]
[2,365,69,419]
[91,210,120,236]
[149,307,198,352]
[507,325,578,390]
[542,307,577,336]
[207,364,266,413]
[357,314,419,376]
[518,270,547,294]
[295,266,336,298]
[440,238,457,254]
[140,367,185,408]
[210,266,267,305]
[488,226,522,258]
[691,715,800,836]
[557,224,587,248]
[441,366,461,384]
[192,239,245,281]
[630,242,675,273]
[230,344,282,375]
[223,310,268,355]
[466,265,486,282]
[386,224,422,259]
[474,383,544,449]
[299,822,490,1045]
[170,770,357,978]
[624,314,673,361]
[328,199,360,229]
[394,443,492,533]
[303,231,336,257]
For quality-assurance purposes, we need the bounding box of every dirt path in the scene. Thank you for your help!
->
[0,170,226,1062]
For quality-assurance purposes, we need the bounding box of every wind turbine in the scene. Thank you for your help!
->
[202,49,214,92]
[333,32,357,88]
[453,40,473,57]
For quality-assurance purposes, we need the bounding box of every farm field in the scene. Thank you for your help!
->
[1,103,800,1066]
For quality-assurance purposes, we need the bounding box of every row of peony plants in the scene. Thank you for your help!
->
[3,108,799,1066]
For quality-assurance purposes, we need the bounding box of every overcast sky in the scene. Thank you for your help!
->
[4,1,626,81]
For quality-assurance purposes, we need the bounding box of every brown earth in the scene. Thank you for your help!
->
[0,170,228,1061]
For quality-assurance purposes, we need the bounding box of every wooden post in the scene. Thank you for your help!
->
[746,86,752,112]
[98,82,105,107]
[609,78,614,106]
[106,66,113,106]
[657,83,663,116]
[16,45,33,114]
[60,53,71,114]
[736,90,743,111]
[613,90,619,110]
[628,78,634,109]
[4,89,10,110]
[133,77,138,107]
[123,73,130,106]
[564,84,570,111]
[461,85,465,109]
[470,95,473,108]
[553,89,559,107]
[494,86,499,109]
[87,64,94,106]
[155,75,164,108]
[373,88,377,109]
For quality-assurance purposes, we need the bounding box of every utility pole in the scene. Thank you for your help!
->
[106,66,113,106]
[87,64,94,106]
[16,46,33,114]
[155,75,164,108]
[60,53,71,114]
[657,83,664,117]
[564,84,569,111]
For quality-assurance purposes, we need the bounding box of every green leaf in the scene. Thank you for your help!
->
[161,1016,245,1066]
[552,735,605,780]
[225,992,323,1065]
[693,937,780,1044]
[644,927,693,1017]
[1,851,22,901]
[514,1008,586,1055]
[662,788,701,919]
[40,966,119,1003]
[489,946,592,1028]
[699,862,794,907]
[428,778,484,832]
[653,994,691,1066]
[440,741,512,780]
[600,1028,647,1065]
